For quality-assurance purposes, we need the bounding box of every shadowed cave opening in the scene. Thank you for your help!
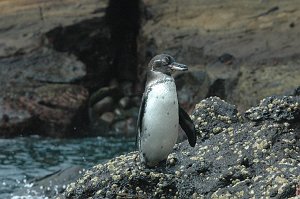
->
[45,0,140,93]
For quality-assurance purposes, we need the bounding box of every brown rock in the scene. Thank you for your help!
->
[138,0,300,110]
[0,84,89,137]
[0,0,108,57]
[0,0,109,137]
[231,61,300,111]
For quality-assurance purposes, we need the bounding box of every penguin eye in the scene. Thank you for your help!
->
[162,57,170,65]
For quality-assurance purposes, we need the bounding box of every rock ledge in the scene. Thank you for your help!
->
[58,95,299,198]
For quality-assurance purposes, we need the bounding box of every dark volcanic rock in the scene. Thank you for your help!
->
[245,96,300,122]
[14,166,84,198]
[192,96,241,139]
[57,96,300,199]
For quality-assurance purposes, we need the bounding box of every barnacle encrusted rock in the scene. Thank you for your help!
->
[57,96,300,199]
[245,96,300,122]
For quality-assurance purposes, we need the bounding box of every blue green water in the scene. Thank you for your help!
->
[0,136,135,198]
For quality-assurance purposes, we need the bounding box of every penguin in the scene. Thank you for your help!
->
[137,54,197,167]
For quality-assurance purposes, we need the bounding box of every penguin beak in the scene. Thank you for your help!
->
[169,62,188,71]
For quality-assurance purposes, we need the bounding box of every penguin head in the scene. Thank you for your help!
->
[148,54,188,75]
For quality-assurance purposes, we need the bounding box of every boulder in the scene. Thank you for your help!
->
[57,95,300,198]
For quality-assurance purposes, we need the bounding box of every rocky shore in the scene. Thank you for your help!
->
[0,0,139,137]
[1,0,300,137]
[1,0,299,198]
[55,95,299,199]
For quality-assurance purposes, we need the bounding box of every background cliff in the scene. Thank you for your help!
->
[0,0,299,138]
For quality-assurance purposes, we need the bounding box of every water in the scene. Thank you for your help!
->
[0,135,136,198]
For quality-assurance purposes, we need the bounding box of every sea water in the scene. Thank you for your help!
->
[0,135,135,198]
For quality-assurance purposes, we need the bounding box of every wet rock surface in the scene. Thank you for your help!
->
[57,95,300,199]
[14,166,85,197]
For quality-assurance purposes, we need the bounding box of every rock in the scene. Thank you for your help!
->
[111,106,139,137]
[119,81,135,97]
[205,54,240,101]
[87,82,141,136]
[92,97,115,117]
[0,0,108,58]
[2,0,300,138]
[174,69,210,110]
[206,54,239,83]
[46,17,113,91]
[112,117,136,137]
[245,96,300,122]
[14,166,84,198]
[88,86,118,135]
[100,112,115,124]
[88,119,110,137]
[231,62,300,111]
[139,0,300,65]
[0,83,89,137]
[119,97,132,109]
[131,96,142,107]
[217,53,236,65]
[294,87,300,96]
[89,86,120,108]
[0,0,110,137]
[0,47,86,83]
[138,0,300,110]
[192,96,241,139]
[57,95,300,198]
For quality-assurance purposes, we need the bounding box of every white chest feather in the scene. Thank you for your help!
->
[140,80,179,166]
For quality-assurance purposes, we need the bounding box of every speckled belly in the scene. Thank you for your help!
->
[141,81,179,166]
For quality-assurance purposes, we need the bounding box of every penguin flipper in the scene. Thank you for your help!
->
[136,92,147,148]
[179,106,197,147]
